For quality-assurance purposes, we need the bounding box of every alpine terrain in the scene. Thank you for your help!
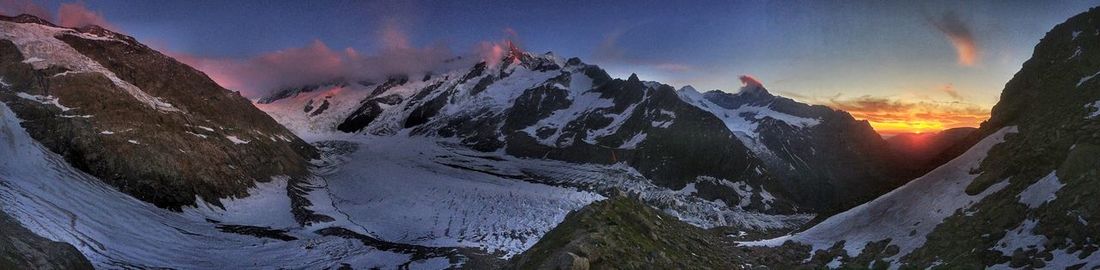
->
[0,3,1098,270]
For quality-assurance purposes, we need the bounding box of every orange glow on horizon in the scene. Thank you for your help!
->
[854,112,987,136]
[823,96,990,136]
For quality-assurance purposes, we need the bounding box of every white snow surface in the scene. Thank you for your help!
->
[318,135,603,255]
[1016,172,1063,209]
[0,102,457,269]
[0,21,178,112]
[676,86,820,139]
[225,135,249,144]
[741,126,1020,265]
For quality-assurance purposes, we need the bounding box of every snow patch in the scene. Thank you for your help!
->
[225,136,249,144]
[741,126,1020,262]
[618,132,647,149]
[1016,172,1063,209]
[1085,100,1100,118]
[1077,70,1100,88]
[14,92,73,111]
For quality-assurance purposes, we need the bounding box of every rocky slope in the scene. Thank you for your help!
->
[258,42,911,220]
[740,7,1100,269]
[508,195,745,269]
[0,14,316,210]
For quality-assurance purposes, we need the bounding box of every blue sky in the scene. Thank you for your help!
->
[11,0,1100,132]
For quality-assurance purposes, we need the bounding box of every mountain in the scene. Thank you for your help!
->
[678,82,909,213]
[0,14,316,211]
[258,43,911,221]
[0,14,506,268]
[737,7,1100,269]
[886,127,976,173]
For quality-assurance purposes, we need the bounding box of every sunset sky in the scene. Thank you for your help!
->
[6,0,1100,135]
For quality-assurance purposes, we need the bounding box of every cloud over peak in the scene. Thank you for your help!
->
[58,2,114,30]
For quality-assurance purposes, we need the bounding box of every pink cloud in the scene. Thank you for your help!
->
[58,2,115,30]
[170,35,454,98]
[475,28,525,68]
[931,12,980,66]
[739,75,764,88]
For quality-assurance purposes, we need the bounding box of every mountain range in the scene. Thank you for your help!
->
[0,6,1096,269]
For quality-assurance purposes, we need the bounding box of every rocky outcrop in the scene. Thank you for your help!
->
[509,196,744,269]
[0,14,316,210]
[0,212,92,270]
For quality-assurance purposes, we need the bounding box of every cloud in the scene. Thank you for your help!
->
[171,38,454,98]
[939,83,963,100]
[826,95,988,135]
[474,28,525,68]
[58,2,114,30]
[931,12,979,66]
[739,75,764,88]
[0,0,53,21]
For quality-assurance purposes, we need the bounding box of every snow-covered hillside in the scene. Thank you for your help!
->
[739,8,1100,269]
[741,126,1020,264]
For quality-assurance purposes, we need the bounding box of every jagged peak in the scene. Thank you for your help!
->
[0,14,58,27]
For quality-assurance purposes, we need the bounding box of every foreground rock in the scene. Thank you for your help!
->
[0,212,92,270]
[508,195,744,269]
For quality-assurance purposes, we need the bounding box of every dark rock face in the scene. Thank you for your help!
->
[0,212,93,270]
[0,15,316,210]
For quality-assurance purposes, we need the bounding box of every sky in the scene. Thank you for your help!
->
[4,0,1100,135]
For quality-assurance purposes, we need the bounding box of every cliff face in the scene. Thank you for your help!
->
[0,15,316,210]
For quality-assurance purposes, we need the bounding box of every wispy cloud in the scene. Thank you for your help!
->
[825,95,988,135]
[170,37,454,98]
[931,12,980,66]
[939,83,964,100]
